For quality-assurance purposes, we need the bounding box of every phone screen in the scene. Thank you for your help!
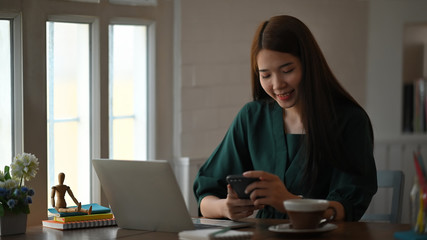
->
[226,175,259,199]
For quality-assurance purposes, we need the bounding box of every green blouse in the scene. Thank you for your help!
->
[193,100,377,221]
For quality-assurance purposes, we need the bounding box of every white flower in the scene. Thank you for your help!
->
[0,179,19,189]
[11,153,39,182]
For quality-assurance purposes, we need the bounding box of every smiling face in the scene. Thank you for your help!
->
[257,49,303,110]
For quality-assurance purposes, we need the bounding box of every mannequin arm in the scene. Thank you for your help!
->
[66,188,80,206]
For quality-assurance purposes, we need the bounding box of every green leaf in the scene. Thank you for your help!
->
[0,204,4,217]
[4,166,11,180]
[23,205,30,214]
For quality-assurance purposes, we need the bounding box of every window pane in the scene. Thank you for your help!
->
[0,20,12,167]
[112,119,135,159]
[46,22,90,207]
[109,24,147,160]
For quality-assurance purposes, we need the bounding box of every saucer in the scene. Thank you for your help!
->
[268,223,337,234]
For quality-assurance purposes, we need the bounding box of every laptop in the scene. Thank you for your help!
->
[92,158,253,232]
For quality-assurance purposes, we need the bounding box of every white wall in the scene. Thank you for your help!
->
[366,0,427,140]
[175,0,369,159]
[364,0,427,224]
[174,0,427,223]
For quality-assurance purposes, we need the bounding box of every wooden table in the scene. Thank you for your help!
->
[0,219,412,239]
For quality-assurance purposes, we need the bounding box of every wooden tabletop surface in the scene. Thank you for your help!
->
[0,218,412,240]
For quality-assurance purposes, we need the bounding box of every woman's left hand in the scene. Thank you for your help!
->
[243,170,299,213]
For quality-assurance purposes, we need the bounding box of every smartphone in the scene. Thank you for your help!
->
[226,175,260,199]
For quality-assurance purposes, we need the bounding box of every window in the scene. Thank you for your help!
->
[109,24,148,160]
[45,18,153,206]
[0,14,22,167]
[0,1,163,222]
[0,19,13,167]
[46,21,91,205]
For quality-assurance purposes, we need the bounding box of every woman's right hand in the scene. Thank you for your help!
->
[223,184,258,220]
[200,185,260,220]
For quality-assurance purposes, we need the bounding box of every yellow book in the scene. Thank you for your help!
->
[54,213,114,223]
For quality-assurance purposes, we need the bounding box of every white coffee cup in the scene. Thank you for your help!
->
[284,199,336,229]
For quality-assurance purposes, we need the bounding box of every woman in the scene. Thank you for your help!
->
[193,15,377,221]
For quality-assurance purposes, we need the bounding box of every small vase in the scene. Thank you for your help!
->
[0,212,27,236]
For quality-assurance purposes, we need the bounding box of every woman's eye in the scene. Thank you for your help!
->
[283,68,294,74]
[260,74,270,79]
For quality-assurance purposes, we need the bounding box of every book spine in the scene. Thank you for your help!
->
[43,218,116,230]
[403,83,414,132]
[413,78,427,133]
[423,79,426,132]
[48,203,112,217]
[54,213,113,223]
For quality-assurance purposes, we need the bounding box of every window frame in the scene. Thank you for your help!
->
[0,12,24,161]
[0,0,171,225]
[46,14,100,203]
[45,14,156,204]
[108,17,156,161]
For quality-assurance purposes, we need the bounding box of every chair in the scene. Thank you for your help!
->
[361,170,404,224]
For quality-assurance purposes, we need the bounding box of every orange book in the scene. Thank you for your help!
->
[54,213,114,223]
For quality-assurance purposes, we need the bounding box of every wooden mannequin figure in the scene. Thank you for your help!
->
[51,172,92,214]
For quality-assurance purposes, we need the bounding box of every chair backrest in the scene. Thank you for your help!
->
[361,170,404,224]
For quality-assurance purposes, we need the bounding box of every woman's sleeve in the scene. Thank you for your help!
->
[193,104,254,214]
[326,107,378,221]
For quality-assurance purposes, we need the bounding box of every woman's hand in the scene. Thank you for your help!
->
[200,185,259,220]
[243,170,300,213]
[223,184,258,220]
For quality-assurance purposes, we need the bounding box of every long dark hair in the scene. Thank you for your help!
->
[250,15,373,187]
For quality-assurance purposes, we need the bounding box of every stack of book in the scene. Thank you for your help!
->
[42,203,117,230]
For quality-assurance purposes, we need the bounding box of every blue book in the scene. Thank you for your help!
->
[48,203,111,217]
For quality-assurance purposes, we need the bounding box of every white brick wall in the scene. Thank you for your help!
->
[368,138,427,224]
[174,0,427,223]
[177,0,369,158]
